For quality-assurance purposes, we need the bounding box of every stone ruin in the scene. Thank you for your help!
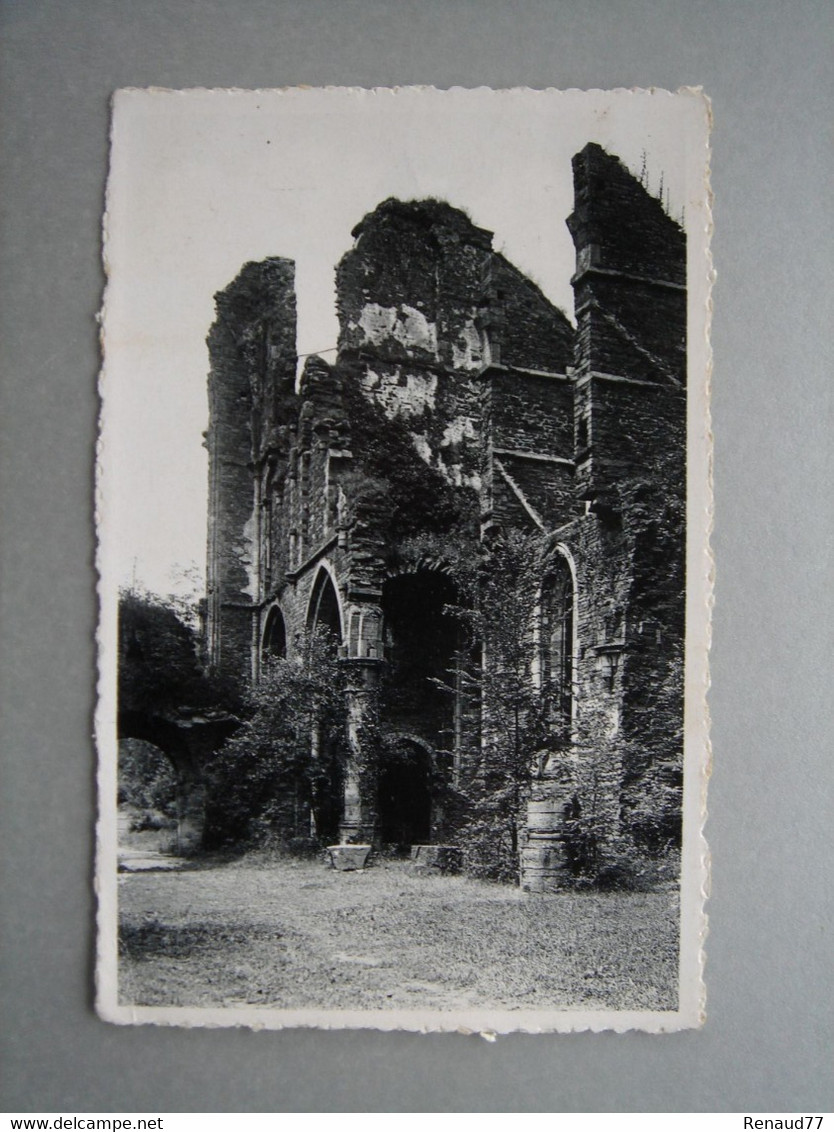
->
[203,143,687,890]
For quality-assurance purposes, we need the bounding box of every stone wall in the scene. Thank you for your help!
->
[485,369,578,531]
[569,143,686,387]
[205,258,297,679]
[521,142,687,890]
[335,197,574,498]
[204,143,687,879]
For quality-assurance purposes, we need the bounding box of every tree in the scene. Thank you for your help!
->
[118,586,235,721]
[203,630,348,849]
[118,587,240,848]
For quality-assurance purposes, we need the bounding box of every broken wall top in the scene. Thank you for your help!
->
[207,257,299,461]
[568,143,686,288]
[336,197,574,375]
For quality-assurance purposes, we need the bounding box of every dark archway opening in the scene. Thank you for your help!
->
[307,568,343,644]
[380,569,458,749]
[377,740,433,850]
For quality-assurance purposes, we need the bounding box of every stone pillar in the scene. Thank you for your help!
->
[520,758,574,893]
[340,658,381,843]
[205,258,297,685]
[520,740,624,892]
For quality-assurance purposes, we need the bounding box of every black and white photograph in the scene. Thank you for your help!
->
[96,86,711,1031]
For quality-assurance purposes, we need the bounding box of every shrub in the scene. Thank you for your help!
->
[622,758,683,856]
[203,630,347,849]
[457,808,522,884]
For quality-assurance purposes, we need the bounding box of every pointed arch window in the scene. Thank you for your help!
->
[262,606,287,662]
[539,558,574,727]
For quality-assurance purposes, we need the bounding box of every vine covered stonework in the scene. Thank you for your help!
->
[199,143,687,890]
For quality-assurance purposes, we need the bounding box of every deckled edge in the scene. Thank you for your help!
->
[94,91,119,1027]
[105,83,701,96]
[698,86,715,1030]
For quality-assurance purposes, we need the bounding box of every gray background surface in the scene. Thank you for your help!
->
[1,0,831,1113]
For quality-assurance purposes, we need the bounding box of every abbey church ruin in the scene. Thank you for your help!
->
[204,143,686,891]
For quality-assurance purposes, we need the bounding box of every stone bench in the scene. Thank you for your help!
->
[410,844,462,874]
[326,844,372,871]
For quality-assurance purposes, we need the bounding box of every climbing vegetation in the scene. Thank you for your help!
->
[203,630,348,850]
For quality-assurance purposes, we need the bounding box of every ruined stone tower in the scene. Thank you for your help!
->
[204,144,686,888]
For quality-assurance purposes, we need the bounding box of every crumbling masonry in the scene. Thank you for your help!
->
[205,144,686,890]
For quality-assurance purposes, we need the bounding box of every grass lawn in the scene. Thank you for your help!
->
[118,854,679,1012]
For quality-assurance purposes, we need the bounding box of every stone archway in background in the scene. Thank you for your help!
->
[304,567,348,842]
[117,710,238,854]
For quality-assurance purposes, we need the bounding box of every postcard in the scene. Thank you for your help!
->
[97,86,712,1032]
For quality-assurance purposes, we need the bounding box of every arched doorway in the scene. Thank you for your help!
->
[377,737,433,849]
[117,736,202,855]
[305,568,346,842]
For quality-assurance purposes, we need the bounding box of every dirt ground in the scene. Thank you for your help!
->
[118,852,680,1012]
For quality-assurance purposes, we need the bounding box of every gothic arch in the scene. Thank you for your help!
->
[306,562,344,643]
[261,604,288,662]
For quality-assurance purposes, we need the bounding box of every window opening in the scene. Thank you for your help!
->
[262,606,287,662]
[540,560,574,728]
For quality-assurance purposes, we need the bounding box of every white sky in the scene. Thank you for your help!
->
[100,87,707,600]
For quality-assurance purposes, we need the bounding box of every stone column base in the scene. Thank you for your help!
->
[520,837,572,892]
[410,844,462,874]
